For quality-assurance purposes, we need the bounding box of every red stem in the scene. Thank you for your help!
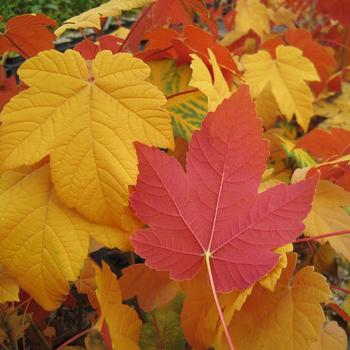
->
[151,312,163,350]
[330,284,350,295]
[205,254,235,350]
[167,88,198,100]
[293,230,350,243]
[56,328,92,350]
[117,3,154,53]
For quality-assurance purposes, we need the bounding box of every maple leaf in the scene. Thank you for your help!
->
[140,25,239,77]
[310,321,348,350]
[228,253,331,350]
[235,0,270,38]
[127,0,217,51]
[130,86,318,292]
[0,266,19,304]
[296,128,350,160]
[55,0,152,36]
[0,49,173,229]
[0,14,56,58]
[74,35,123,60]
[0,162,128,310]
[242,45,320,131]
[317,0,350,28]
[119,264,179,312]
[189,49,231,112]
[303,180,350,261]
[262,29,337,95]
[0,66,25,111]
[147,59,207,140]
[95,261,142,350]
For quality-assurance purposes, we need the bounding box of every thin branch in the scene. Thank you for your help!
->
[293,230,350,244]
[330,284,350,295]
[151,312,163,350]
[56,327,92,350]
[205,253,235,350]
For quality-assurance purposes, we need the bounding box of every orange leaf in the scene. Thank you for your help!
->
[0,14,56,58]
[119,263,179,312]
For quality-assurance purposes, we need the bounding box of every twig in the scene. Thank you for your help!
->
[293,230,350,243]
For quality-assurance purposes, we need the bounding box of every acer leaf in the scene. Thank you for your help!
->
[303,180,350,261]
[235,0,270,38]
[0,163,126,310]
[0,14,56,58]
[242,45,320,131]
[119,264,179,312]
[310,321,348,350]
[74,35,123,60]
[228,253,331,350]
[262,29,336,94]
[0,266,19,304]
[147,59,207,140]
[140,309,186,350]
[95,262,141,350]
[55,0,152,36]
[130,86,318,292]
[190,49,231,112]
[0,66,25,111]
[296,128,350,160]
[127,1,217,51]
[0,49,173,229]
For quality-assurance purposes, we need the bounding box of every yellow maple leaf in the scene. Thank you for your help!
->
[0,266,19,304]
[55,0,152,36]
[95,262,141,350]
[242,45,320,131]
[189,49,231,112]
[235,0,270,38]
[0,50,174,228]
[0,163,128,310]
[310,321,348,350]
[119,263,179,312]
[147,59,207,140]
[304,180,350,261]
[227,253,331,350]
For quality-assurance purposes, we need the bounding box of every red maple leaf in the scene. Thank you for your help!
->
[0,14,56,58]
[130,86,317,292]
[0,66,25,111]
[127,0,217,51]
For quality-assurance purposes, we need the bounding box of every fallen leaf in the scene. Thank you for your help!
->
[242,45,320,131]
[228,253,331,350]
[0,50,174,229]
[310,321,348,350]
[119,264,179,312]
[189,49,231,112]
[55,0,151,36]
[0,14,56,57]
[0,163,126,310]
[130,86,317,293]
[95,262,141,350]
